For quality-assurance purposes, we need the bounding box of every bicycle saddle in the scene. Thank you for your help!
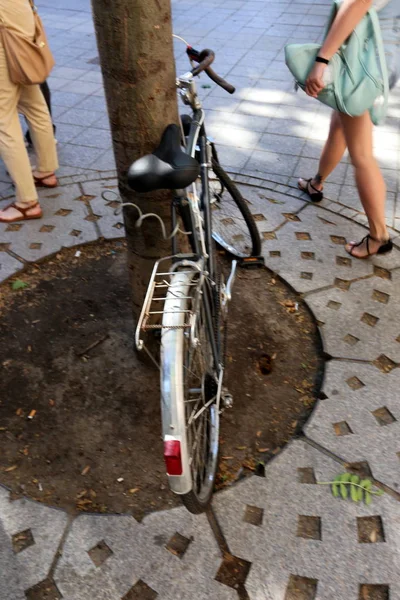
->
[128,124,200,193]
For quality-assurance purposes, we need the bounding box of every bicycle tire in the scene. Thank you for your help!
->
[161,271,220,514]
[210,157,261,258]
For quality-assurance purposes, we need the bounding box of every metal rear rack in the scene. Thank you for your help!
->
[135,256,205,352]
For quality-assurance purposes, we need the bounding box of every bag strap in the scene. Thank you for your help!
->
[368,7,389,119]
[28,0,38,13]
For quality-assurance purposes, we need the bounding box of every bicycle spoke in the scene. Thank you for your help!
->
[188,395,216,426]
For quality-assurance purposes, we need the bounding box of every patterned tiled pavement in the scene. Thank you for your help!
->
[1,0,400,599]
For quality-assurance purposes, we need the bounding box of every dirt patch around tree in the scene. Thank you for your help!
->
[0,240,323,520]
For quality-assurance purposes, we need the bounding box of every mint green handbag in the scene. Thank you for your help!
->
[284,0,389,125]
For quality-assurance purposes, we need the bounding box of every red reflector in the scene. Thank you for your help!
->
[164,440,183,476]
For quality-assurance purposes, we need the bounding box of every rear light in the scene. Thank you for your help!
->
[164,440,183,476]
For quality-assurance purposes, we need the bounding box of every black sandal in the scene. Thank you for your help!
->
[347,234,393,259]
[298,178,323,203]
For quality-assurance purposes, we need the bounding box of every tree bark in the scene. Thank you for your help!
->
[91,0,179,322]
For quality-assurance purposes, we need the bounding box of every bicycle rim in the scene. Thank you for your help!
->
[182,285,219,509]
[210,158,261,258]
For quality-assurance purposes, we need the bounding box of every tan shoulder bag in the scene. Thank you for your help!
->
[0,0,55,85]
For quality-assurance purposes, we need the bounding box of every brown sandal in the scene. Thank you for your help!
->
[34,173,58,188]
[0,202,42,223]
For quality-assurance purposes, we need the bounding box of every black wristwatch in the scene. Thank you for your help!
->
[315,56,329,65]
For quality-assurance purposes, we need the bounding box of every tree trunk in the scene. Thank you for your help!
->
[91,0,179,324]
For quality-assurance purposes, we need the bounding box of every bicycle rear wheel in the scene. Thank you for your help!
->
[161,272,220,514]
[210,157,261,258]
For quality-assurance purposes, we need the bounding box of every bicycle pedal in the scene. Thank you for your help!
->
[239,256,265,269]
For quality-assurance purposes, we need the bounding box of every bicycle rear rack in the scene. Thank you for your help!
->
[135,256,205,353]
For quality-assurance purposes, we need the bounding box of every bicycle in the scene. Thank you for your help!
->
[127,38,261,514]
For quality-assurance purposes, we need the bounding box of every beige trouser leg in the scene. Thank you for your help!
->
[0,43,58,207]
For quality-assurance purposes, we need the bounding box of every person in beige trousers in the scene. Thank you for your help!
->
[0,0,58,223]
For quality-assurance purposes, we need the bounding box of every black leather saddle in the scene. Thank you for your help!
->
[128,124,200,193]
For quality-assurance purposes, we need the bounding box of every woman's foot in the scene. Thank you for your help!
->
[345,234,393,259]
[0,202,42,223]
[33,171,58,188]
[298,177,324,202]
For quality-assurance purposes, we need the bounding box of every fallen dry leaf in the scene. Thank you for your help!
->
[81,465,91,476]
[77,499,93,507]
[129,488,139,494]
[5,465,17,472]
[258,448,270,453]
[369,529,377,543]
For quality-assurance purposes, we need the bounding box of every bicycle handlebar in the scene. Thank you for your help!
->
[186,47,236,95]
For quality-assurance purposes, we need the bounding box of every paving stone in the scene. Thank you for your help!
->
[0,507,26,600]
[139,508,236,600]
[51,90,85,109]
[257,132,306,156]
[54,514,144,600]
[53,123,87,144]
[92,149,116,172]
[0,185,98,261]
[54,509,235,600]
[60,80,102,96]
[58,143,106,169]
[0,486,68,592]
[71,127,112,150]
[57,107,104,127]
[207,126,261,150]
[238,184,305,231]
[305,362,400,490]
[339,187,396,225]
[0,251,24,284]
[213,439,400,600]
[306,269,400,362]
[51,66,89,81]
[247,150,299,177]
[261,204,400,293]
[81,180,125,239]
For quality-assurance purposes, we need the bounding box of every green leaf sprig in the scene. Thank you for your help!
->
[318,473,384,505]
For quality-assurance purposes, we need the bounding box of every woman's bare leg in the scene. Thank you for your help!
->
[299,110,347,193]
[339,111,388,257]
